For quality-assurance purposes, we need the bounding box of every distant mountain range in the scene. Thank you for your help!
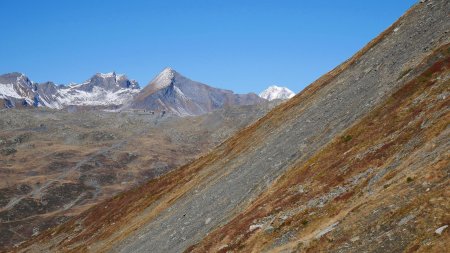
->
[0,72,140,110]
[0,69,295,116]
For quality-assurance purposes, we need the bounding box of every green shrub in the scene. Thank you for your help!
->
[341,135,352,142]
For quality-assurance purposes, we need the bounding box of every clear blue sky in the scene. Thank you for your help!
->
[0,0,416,94]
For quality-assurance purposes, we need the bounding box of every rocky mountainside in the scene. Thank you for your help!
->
[259,85,295,100]
[0,72,140,109]
[128,67,265,116]
[14,1,450,252]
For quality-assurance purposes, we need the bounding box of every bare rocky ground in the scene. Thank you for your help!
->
[0,102,277,251]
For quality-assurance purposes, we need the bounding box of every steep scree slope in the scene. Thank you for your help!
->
[16,1,449,252]
[189,42,450,253]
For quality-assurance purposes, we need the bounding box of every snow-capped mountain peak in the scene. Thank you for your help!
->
[259,85,295,101]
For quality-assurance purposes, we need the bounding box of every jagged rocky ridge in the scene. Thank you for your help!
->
[13,1,450,252]
[0,69,264,116]
[0,72,140,109]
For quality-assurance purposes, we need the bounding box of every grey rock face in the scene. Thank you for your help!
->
[35,82,60,107]
[129,68,265,116]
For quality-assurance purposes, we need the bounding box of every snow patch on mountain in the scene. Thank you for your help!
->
[151,67,175,90]
[49,72,140,108]
[259,85,295,101]
[0,83,23,99]
[56,86,139,107]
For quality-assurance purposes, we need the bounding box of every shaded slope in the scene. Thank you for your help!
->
[17,1,450,252]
